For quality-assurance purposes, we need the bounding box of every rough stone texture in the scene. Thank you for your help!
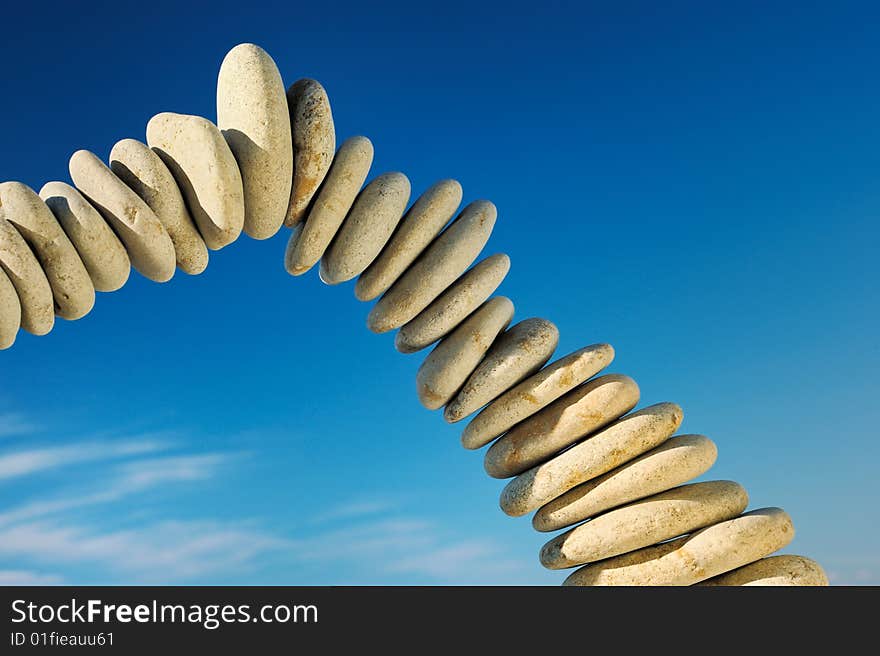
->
[217,43,292,239]
[700,555,828,586]
[416,297,514,410]
[320,172,410,284]
[462,344,615,451]
[445,317,559,423]
[533,433,716,530]
[69,149,177,282]
[0,267,21,349]
[286,79,335,226]
[356,179,463,302]
[396,253,510,354]
[0,216,54,335]
[40,182,130,292]
[563,507,795,586]
[110,139,208,274]
[485,373,640,479]
[146,112,244,250]
[542,480,748,569]
[285,136,373,275]
[0,182,94,321]
[367,200,496,334]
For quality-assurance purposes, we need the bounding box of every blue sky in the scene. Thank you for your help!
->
[0,1,877,585]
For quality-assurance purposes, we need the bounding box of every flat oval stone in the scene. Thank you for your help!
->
[356,179,463,302]
[0,217,53,335]
[416,297,514,410]
[367,200,498,334]
[217,43,292,239]
[320,172,410,284]
[461,343,615,450]
[541,480,749,569]
[69,149,176,282]
[285,78,335,226]
[444,317,559,423]
[40,182,130,292]
[502,403,685,517]
[532,432,715,530]
[146,112,244,250]
[396,253,510,354]
[563,507,795,586]
[700,555,828,586]
[485,373,640,478]
[0,267,21,349]
[0,182,94,320]
[285,136,373,276]
[110,139,208,274]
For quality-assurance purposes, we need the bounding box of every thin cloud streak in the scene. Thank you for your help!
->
[0,440,167,481]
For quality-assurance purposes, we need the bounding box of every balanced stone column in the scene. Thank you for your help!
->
[700,555,828,586]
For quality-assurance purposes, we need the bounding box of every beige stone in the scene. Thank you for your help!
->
[69,149,176,282]
[0,267,20,349]
[416,297,514,410]
[217,43,292,239]
[0,217,53,335]
[533,432,715,530]
[444,317,559,423]
[285,79,335,226]
[356,179,463,301]
[461,344,615,450]
[0,182,94,321]
[542,480,748,569]
[700,555,828,586]
[563,507,794,586]
[110,139,208,274]
[485,373,640,479]
[395,253,509,354]
[285,136,373,275]
[40,182,130,292]
[320,172,410,284]
[146,112,244,250]
[367,200,497,334]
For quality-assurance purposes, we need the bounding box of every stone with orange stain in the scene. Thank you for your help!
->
[395,253,510,354]
[461,344,615,450]
[285,136,373,276]
[563,507,795,586]
[416,297,514,410]
[485,373,640,478]
[285,79,335,226]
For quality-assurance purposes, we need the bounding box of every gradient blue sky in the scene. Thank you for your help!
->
[0,1,877,585]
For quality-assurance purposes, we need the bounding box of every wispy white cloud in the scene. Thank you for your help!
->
[0,520,287,582]
[308,497,397,525]
[0,413,36,439]
[0,439,166,481]
[0,569,63,586]
[0,454,232,527]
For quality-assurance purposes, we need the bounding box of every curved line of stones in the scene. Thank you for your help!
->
[0,43,827,586]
